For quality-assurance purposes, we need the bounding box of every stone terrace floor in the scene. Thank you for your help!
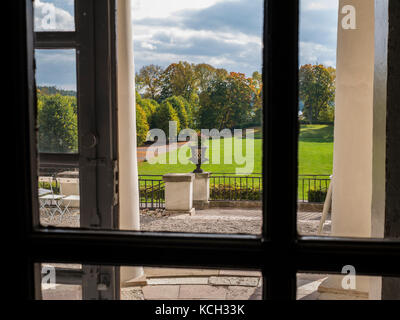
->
[40,207,334,300]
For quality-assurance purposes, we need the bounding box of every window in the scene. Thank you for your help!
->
[15,0,400,301]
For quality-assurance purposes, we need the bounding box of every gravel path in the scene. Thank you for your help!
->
[40,208,331,235]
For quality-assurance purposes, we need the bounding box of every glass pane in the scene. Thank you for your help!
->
[297,1,398,240]
[35,49,78,154]
[39,168,80,228]
[35,49,80,228]
[297,272,400,300]
[297,0,338,236]
[34,0,75,32]
[39,263,263,300]
[132,0,263,234]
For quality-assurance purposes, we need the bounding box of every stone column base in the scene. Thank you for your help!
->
[165,208,196,216]
[193,200,210,209]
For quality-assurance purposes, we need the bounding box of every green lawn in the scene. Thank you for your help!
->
[138,124,333,176]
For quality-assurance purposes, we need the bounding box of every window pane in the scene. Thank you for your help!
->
[39,168,80,228]
[34,0,75,32]
[35,49,80,228]
[38,263,263,300]
[131,0,264,234]
[297,1,398,240]
[297,272,400,300]
[297,0,338,237]
[35,49,78,154]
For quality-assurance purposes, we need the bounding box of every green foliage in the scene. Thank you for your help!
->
[299,64,336,124]
[198,72,256,130]
[135,65,164,100]
[317,105,335,123]
[210,184,262,201]
[136,104,150,146]
[152,101,180,137]
[139,186,165,202]
[38,181,60,194]
[164,96,189,129]
[159,61,198,101]
[37,93,78,153]
[37,86,76,97]
[308,189,328,203]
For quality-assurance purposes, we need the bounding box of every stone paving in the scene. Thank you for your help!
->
[40,207,334,300]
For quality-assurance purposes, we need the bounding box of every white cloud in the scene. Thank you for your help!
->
[301,0,339,11]
[132,0,227,20]
[131,0,263,76]
[34,0,74,31]
[300,41,336,67]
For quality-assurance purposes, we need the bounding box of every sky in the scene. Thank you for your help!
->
[34,0,338,91]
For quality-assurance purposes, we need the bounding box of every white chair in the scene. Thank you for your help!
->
[38,176,65,221]
[57,177,80,220]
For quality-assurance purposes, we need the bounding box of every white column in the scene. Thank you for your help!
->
[332,0,375,238]
[117,0,143,282]
[325,0,388,300]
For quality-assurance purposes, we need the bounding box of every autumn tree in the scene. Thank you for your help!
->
[136,103,149,146]
[299,64,336,123]
[159,61,198,101]
[135,64,164,100]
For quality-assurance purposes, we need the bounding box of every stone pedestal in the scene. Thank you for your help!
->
[193,172,210,209]
[163,173,195,215]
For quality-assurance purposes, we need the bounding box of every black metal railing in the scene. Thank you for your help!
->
[38,171,331,206]
[298,175,331,203]
[209,173,262,201]
[209,173,331,203]
[138,175,165,209]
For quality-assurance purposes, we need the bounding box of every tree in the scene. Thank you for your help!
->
[194,63,217,93]
[152,101,180,137]
[198,72,256,130]
[37,93,78,153]
[135,64,164,100]
[164,96,190,129]
[299,64,336,123]
[136,104,149,146]
[159,61,198,101]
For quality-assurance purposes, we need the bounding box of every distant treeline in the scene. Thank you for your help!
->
[37,86,77,97]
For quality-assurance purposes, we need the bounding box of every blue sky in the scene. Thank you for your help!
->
[34,0,338,90]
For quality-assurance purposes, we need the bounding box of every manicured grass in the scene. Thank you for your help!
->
[139,137,262,175]
[138,124,334,176]
[298,125,333,175]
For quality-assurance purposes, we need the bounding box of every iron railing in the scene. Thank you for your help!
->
[209,173,331,203]
[209,173,262,201]
[38,172,331,208]
[138,175,165,209]
[298,175,331,203]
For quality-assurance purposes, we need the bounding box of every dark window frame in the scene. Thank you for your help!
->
[34,0,119,230]
[16,0,400,301]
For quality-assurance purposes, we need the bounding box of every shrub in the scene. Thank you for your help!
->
[139,187,165,201]
[308,189,327,203]
[136,104,149,146]
[38,181,60,194]
[210,184,262,201]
